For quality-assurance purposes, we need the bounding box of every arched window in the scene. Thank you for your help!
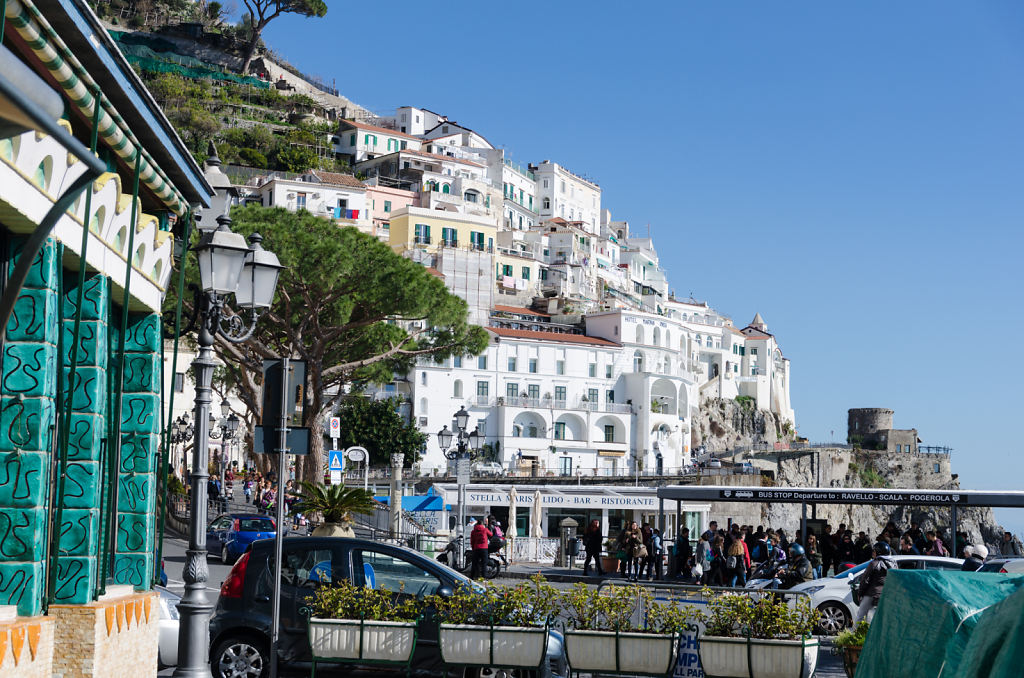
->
[665,330,671,348]
[695,334,702,347]
[635,326,644,344]
[633,350,645,372]
[453,380,463,398]
[653,327,661,346]
[442,184,451,194]
[543,197,551,210]
[706,336,712,348]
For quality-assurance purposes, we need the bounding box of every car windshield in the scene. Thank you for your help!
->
[237,518,275,532]
[979,562,1004,573]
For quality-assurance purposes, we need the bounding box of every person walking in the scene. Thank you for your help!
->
[623,522,645,582]
[854,542,896,623]
[694,532,711,584]
[674,527,692,579]
[806,534,822,579]
[469,518,493,579]
[708,535,727,586]
[726,537,746,587]
[648,528,664,580]
[925,531,949,557]
[582,519,605,577]
[1001,532,1022,556]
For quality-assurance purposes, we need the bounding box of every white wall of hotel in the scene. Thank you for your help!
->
[408,326,697,476]
[534,161,602,235]
[432,483,711,541]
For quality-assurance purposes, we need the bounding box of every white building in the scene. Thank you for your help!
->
[533,161,602,235]
[254,170,372,232]
[334,119,422,163]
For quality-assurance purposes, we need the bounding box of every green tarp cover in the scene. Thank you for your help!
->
[855,571,1024,678]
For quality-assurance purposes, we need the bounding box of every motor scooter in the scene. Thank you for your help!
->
[436,538,501,579]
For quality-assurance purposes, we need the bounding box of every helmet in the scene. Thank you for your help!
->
[789,543,805,557]
[874,541,892,556]
[973,544,989,560]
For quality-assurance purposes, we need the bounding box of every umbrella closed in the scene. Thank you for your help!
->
[508,486,518,538]
[530,489,543,537]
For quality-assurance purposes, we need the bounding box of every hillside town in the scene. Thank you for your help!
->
[203,105,796,476]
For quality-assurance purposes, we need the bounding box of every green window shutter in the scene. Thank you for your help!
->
[350,133,356,145]
[522,267,530,280]
[365,134,371,145]
[384,201,392,212]
[496,264,502,279]
[401,140,407,150]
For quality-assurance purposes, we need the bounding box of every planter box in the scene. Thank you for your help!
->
[309,618,416,663]
[601,556,621,574]
[841,645,861,678]
[698,635,818,678]
[565,629,679,676]
[439,624,547,668]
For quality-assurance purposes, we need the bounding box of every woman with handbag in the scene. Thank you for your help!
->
[625,522,646,582]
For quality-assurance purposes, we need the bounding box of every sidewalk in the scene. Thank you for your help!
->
[498,561,694,585]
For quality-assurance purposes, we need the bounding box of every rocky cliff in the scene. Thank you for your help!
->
[694,397,795,451]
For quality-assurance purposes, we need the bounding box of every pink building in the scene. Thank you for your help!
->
[365,184,419,240]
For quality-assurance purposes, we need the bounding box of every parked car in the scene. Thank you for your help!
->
[978,557,1024,573]
[206,513,277,565]
[471,461,504,477]
[156,586,180,668]
[789,554,964,635]
[208,536,568,678]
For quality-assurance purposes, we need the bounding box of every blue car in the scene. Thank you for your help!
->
[207,513,277,565]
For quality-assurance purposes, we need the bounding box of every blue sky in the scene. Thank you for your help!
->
[260,1,1024,532]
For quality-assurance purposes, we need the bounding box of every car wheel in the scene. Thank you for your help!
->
[470,669,536,678]
[817,602,851,635]
[221,545,232,565]
[212,636,268,678]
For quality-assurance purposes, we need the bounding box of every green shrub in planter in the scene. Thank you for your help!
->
[431,576,558,669]
[835,621,870,678]
[560,583,697,676]
[306,580,425,667]
[697,592,821,678]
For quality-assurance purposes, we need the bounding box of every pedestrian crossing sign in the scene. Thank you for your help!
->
[328,449,344,472]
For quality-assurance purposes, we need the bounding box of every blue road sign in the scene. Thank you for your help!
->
[328,449,345,471]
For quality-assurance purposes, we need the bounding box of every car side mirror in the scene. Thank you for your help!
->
[435,585,454,599]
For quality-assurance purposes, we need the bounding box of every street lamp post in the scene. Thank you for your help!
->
[171,414,195,479]
[174,215,282,678]
[436,406,480,570]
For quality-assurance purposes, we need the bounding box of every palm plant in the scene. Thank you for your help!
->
[293,481,377,525]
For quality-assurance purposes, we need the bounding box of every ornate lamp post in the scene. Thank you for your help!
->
[437,406,480,569]
[174,215,282,678]
[170,414,195,477]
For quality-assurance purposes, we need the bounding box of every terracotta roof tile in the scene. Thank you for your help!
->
[488,327,620,347]
[341,119,421,140]
[492,305,551,317]
[425,267,445,278]
[309,170,366,189]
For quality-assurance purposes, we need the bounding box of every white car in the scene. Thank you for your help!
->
[979,557,1024,573]
[789,554,964,635]
[156,586,180,667]
[472,461,504,477]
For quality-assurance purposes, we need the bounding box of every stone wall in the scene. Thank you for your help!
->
[0,616,54,677]
[49,590,158,677]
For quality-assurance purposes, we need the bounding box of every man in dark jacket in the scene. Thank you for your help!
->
[961,544,988,571]
[855,542,896,623]
[779,543,814,589]
[582,519,605,577]
[674,527,693,579]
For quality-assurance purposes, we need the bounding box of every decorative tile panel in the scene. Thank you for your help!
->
[0,452,47,508]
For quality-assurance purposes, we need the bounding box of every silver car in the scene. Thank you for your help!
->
[156,586,180,668]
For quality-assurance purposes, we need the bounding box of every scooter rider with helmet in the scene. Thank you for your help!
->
[779,543,815,589]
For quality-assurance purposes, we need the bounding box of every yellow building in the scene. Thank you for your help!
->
[389,206,497,256]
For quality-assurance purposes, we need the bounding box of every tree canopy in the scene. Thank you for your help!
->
[333,397,427,467]
[168,205,489,482]
[240,0,328,75]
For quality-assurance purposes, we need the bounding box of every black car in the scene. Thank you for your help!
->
[208,536,567,678]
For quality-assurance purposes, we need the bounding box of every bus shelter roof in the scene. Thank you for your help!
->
[655,486,1024,509]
